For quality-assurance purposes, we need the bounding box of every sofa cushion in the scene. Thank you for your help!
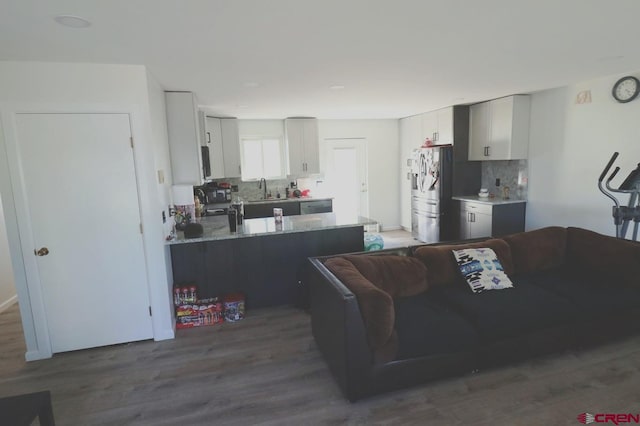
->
[435,278,580,341]
[566,227,640,288]
[343,255,428,297]
[324,257,394,350]
[452,247,514,293]
[520,267,640,317]
[502,226,567,275]
[413,239,514,288]
[393,293,479,360]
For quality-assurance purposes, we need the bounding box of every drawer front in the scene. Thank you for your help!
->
[461,201,492,216]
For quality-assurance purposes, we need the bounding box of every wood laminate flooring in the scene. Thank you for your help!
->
[1,302,640,425]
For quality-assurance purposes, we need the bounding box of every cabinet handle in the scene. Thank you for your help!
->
[207,132,211,144]
[487,146,490,157]
[435,131,439,141]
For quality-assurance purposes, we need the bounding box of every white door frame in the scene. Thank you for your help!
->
[324,138,369,219]
[0,102,169,360]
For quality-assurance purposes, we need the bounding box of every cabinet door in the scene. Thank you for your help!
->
[436,107,454,145]
[302,119,320,174]
[509,95,531,159]
[469,212,492,239]
[285,119,305,175]
[205,116,225,179]
[421,111,438,143]
[165,92,203,185]
[488,96,514,160]
[468,102,490,161]
[459,207,471,240]
[221,118,242,177]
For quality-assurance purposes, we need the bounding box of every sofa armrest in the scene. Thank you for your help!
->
[308,257,374,401]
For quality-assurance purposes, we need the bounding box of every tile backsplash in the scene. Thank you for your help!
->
[481,160,528,200]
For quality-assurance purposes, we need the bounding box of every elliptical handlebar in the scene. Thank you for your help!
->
[599,152,619,183]
[599,152,620,208]
[598,151,640,241]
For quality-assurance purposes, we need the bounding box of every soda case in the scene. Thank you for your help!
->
[176,298,224,329]
[174,285,198,306]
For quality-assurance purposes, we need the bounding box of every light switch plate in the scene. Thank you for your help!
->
[157,170,165,184]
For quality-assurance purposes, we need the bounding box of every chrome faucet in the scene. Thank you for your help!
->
[258,178,267,199]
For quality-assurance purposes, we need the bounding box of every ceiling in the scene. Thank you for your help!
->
[2,0,640,119]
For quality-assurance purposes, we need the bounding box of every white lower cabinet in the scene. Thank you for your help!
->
[456,199,527,239]
[459,201,493,239]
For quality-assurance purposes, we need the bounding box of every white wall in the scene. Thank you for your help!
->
[146,70,174,239]
[527,71,640,237]
[0,196,16,312]
[238,119,285,138]
[318,120,400,230]
[0,61,174,360]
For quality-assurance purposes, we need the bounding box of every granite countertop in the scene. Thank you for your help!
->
[452,195,527,205]
[167,212,375,245]
[242,197,333,205]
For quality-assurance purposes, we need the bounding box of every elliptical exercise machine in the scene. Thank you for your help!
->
[598,152,640,241]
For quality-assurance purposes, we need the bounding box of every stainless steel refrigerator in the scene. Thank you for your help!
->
[410,145,454,243]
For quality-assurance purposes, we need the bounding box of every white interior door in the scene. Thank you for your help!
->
[324,139,368,222]
[15,113,153,353]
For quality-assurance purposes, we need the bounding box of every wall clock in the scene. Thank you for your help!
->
[612,76,640,103]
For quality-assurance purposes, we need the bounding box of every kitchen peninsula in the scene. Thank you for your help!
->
[168,213,374,309]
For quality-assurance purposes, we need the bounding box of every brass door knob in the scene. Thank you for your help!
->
[34,247,49,256]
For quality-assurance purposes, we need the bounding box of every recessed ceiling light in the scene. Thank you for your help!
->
[329,85,345,90]
[54,15,92,28]
[243,82,259,88]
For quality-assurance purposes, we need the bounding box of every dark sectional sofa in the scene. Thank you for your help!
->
[306,226,640,401]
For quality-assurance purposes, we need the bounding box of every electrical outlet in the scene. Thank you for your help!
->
[162,211,166,223]
[495,178,501,187]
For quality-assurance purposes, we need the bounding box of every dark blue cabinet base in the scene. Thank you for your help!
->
[170,226,364,309]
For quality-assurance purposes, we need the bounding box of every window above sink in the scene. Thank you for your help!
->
[240,136,286,181]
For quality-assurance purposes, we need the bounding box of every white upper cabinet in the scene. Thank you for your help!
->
[420,107,454,145]
[165,92,204,185]
[200,115,241,178]
[285,118,319,176]
[468,95,531,161]
[220,118,241,177]
[202,115,225,179]
[436,107,454,145]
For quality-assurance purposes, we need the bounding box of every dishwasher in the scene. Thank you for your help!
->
[299,199,333,215]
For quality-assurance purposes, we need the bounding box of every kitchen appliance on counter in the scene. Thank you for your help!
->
[410,145,454,243]
[194,182,232,216]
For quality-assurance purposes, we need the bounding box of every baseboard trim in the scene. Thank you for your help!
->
[381,226,402,232]
[25,350,51,361]
[154,328,175,341]
[0,294,17,314]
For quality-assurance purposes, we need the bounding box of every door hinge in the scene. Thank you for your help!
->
[148,306,152,316]
[130,137,134,148]
[139,223,143,234]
